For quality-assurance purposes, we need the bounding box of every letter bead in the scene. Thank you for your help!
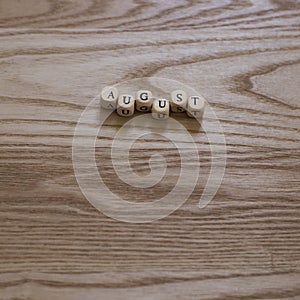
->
[170,90,187,112]
[136,90,153,112]
[152,99,170,120]
[117,94,135,117]
[101,86,119,110]
[187,95,205,118]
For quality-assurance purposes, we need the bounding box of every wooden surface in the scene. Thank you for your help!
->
[1,0,300,299]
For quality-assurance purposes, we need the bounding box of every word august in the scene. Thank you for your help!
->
[100,86,206,120]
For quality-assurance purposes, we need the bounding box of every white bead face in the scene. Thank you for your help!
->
[137,90,152,101]
[187,95,205,118]
[152,99,170,120]
[170,90,187,113]
[101,86,119,109]
[117,94,135,117]
[136,90,153,112]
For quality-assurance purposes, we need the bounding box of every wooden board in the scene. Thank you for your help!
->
[0,0,299,299]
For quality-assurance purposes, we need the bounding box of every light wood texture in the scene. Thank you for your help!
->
[0,0,300,299]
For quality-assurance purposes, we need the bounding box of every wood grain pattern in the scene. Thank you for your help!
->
[0,0,300,299]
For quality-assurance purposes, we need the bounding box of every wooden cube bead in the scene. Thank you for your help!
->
[170,90,187,112]
[117,94,135,117]
[187,95,205,118]
[152,99,170,120]
[136,90,153,112]
[101,86,119,109]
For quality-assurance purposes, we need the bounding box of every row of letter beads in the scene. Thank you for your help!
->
[100,86,205,119]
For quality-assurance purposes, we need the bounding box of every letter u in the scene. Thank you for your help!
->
[122,109,130,115]
[123,96,131,105]
[158,100,167,108]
